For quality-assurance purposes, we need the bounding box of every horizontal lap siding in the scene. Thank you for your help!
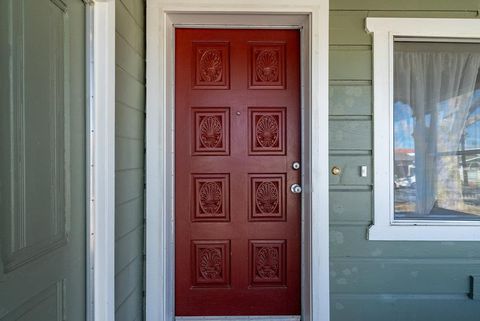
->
[329,2,480,320]
[331,1,480,11]
[115,0,146,320]
[331,294,480,321]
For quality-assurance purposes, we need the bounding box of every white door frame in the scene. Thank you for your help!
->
[84,1,116,321]
[146,2,329,321]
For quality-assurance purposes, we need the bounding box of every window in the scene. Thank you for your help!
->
[367,18,480,240]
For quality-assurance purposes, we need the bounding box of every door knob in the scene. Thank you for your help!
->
[290,184,302,194]
[331,166,341,176]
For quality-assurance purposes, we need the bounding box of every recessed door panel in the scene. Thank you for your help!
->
[0,0,86,319]
[175,29,301,316]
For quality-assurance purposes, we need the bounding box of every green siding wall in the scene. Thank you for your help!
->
[329,1,480,320]
[115,0,146,320]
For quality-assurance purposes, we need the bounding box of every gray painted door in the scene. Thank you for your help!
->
[0,0,86,320]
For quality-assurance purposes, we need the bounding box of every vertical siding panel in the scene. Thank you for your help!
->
[115,0,145,320]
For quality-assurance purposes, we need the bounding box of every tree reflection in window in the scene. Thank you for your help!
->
[393,41,480,221]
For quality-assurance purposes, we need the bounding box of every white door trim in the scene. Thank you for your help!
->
[84,1,116,321]
[146,3,329,321]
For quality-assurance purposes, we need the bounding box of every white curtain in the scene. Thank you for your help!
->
[395,48,480,215]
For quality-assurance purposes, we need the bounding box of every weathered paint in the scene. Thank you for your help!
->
[115,0,146,320]
[329,2,480,319]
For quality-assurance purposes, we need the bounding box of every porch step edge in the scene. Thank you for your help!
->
[175,316,301,321]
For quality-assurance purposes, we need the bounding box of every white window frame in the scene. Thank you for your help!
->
[366,18,480,241]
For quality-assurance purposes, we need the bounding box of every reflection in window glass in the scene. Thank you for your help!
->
[393,41,480,220]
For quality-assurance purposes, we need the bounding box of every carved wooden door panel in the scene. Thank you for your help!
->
[175,29,301,316]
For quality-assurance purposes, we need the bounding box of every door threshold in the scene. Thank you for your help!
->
[175,316,301,321]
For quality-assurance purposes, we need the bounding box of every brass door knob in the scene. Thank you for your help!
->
[331,166,341,176]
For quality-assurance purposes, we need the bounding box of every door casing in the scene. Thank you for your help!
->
[85,1,116,321]
[146,4,330,321]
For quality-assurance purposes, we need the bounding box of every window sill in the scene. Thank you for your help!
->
[368,223,480,241]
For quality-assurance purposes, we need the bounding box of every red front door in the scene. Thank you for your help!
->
[175,29,301,316]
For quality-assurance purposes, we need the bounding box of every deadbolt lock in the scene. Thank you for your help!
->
[292,162,301,170]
